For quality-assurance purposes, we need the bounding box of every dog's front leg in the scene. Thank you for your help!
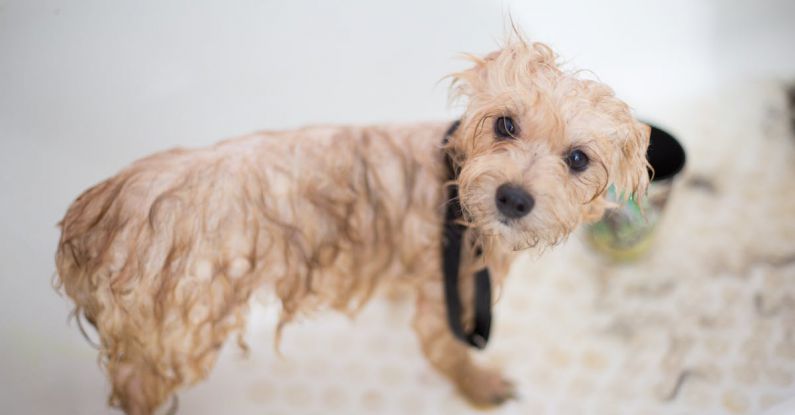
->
[412,278,515,407]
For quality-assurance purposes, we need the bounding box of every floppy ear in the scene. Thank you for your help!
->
[447,51,496,105]
[613,121,651,202]
[448,42,557,104]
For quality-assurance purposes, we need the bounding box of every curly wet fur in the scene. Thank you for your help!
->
[55,38,649,414]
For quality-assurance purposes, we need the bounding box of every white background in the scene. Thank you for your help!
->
[1,0,794,413]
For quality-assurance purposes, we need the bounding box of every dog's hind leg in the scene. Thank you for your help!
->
[107,355,176,415]
[412,278,516,407]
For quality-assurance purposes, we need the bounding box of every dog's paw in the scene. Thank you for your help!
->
[456,367,517,407]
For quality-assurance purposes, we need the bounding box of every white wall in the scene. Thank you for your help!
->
[1,0,793,413]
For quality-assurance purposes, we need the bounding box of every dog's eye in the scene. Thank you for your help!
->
[565,149,589,172]
[494,116,516,139]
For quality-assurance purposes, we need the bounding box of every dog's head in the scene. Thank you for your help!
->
[447,40,650,250]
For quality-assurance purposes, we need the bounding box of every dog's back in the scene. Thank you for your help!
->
[55,123,447,414]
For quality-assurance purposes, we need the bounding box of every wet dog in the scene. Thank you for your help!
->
[56,38,649,414]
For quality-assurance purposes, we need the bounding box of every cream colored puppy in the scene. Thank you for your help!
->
[56,38,649,414]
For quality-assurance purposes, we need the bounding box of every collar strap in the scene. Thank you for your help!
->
[442,120,492,350]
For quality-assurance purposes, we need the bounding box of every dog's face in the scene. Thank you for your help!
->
[449,41,650,250]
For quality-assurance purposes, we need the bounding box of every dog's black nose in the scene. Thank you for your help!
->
[495,184,534,219]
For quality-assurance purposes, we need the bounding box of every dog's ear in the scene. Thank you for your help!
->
[447,52,496,104]
[448,42,557,104]
[612,121,651,202]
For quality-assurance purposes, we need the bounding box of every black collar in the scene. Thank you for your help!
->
[442,121,492,350]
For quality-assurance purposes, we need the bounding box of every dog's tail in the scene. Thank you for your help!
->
[55,172,131,331]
